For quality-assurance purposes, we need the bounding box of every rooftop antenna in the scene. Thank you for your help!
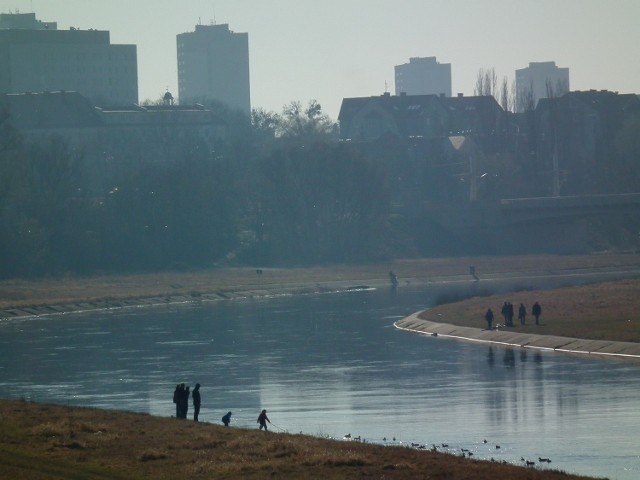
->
[198,16,201,25]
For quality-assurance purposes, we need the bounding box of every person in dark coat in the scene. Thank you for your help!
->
[506,302,514,327]
[518,303,527,325]
[175,383,188,418]
[222,411,232,426]
[257,409,270,431]
[192,383,201,421]
[485,308,494,330]
[501,301,508,325]
[173,384,181,418]
[532,301,542,325]
[182,385,190,419]
[176,384,188,419]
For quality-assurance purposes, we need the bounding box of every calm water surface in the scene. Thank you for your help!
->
[1,285,639,480]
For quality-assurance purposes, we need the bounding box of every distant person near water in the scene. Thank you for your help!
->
[518,303,527,325]
[173,384,181,418]
[183,385,190,419]
[173,383,190,419]
[192,383,201,421]
[501,301,508,325]
[532,301,542,325]
[257,409,271,431]
[222,411,232,426]
[388,271,398,287]
[507,302,514,327]
[485,308,494,330]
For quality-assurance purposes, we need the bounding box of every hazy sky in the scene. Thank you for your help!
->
[3,0,640,118]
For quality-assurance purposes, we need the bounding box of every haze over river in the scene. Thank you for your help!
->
[1,278,639,479]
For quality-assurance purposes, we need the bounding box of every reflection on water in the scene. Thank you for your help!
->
[1,286,639,479]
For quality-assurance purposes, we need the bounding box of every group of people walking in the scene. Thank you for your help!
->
[485,301,542,329]
[172,382,271,430]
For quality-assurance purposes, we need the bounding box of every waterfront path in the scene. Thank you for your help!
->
[395,312,640,361]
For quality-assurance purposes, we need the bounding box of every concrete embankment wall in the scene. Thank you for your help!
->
[395,312,640,361]
[0,282,382,321]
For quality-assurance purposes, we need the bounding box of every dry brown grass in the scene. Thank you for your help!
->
[0,399,601,479]
[1,256,633,478]
[1,253,639,310]
[2,253,640,346]
[420,278,640,343]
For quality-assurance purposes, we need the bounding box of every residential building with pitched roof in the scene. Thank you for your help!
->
[338,92,505,147]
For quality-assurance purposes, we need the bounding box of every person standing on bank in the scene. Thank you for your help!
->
[501,301,508,325]
[485,308,494,330]
[532,301,542,325]
[173,384,181,418]
[507,302,515,327]
[181,385,190,419]
[192,383,201,421]
[175,383,187,418]
[518,303,527,325]
[257,409,271,431]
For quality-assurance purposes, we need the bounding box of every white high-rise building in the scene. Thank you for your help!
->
[177,24,250,113]
[515,61,569,112]
[394,57,452,97]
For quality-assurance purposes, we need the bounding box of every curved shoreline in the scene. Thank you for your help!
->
[3,263,639,322]
[395,312,640,361]
[3,264,640,363]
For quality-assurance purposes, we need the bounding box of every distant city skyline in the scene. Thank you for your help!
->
[2,0,639,118]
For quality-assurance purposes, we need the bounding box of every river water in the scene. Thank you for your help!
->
[1,282,639,480]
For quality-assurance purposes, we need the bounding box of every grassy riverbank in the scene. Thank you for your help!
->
[1,254,637,478]
[418,278,640,343]
[0,399,602,480]
[2,253,639,344]
[1,253,639,310]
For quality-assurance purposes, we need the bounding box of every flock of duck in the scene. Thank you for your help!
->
[342,434,553,469]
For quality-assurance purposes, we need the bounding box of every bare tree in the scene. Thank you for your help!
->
[474,68,498,97]
[474,70,484,97]
[498,76,515,112]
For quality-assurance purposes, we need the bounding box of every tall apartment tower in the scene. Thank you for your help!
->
[394,57,452,97]
[515,61,569,112]
[0,12,138,105]
[177,23,250,113]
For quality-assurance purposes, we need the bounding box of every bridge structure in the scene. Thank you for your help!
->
[497,193,640,224]
[422,193,640,254]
